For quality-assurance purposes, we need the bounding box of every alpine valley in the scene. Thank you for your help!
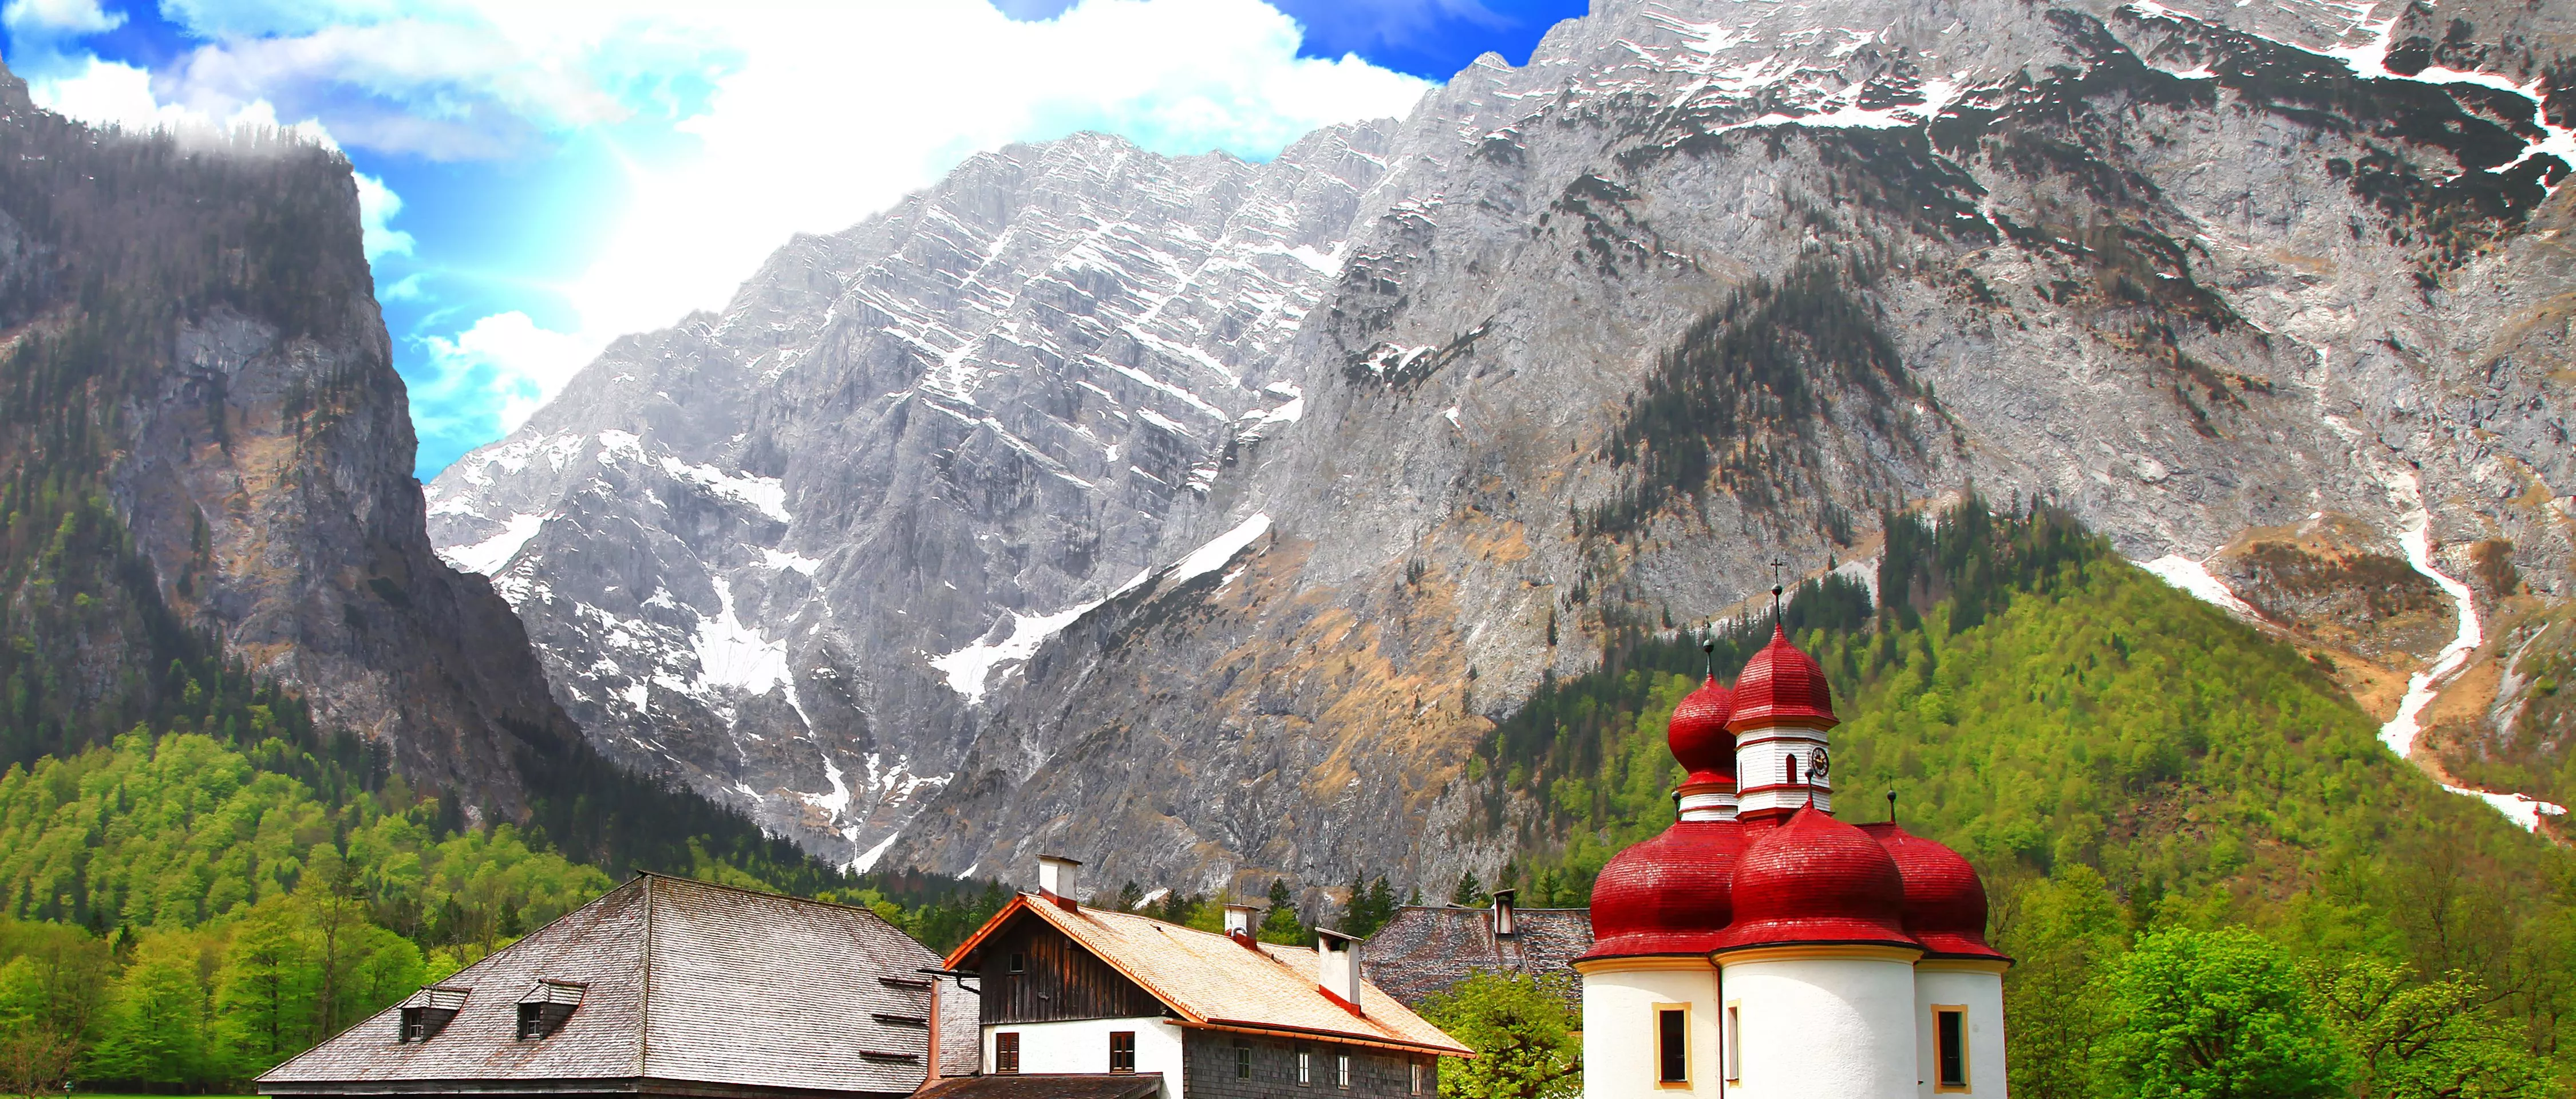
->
[422,0,2576,895]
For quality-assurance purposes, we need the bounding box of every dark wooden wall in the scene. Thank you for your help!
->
[974,915,1165,1024]
[1182,1030,1437,1099]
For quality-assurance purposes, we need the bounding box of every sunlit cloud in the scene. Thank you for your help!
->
[7,0,1434,473]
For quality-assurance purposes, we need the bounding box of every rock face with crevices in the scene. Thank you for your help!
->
[440,0,2576,891]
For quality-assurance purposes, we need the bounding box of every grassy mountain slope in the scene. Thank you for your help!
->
[1468,500,2574,1068]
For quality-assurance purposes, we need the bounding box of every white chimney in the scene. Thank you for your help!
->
[1315,928,1364,1015]
[1037,855,1082,910]
[1491,888,1517,937]
[1223,903,1259,947]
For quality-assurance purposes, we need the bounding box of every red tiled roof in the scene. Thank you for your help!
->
[949,896,1471,1056]
[1581,819,1747,960]
[1710,807,1918,954]
[1858,823,2008,961]
[1667,675,1736,785]
[1726,624,1838,730]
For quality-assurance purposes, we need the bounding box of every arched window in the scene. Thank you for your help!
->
[1784,754,1799,785]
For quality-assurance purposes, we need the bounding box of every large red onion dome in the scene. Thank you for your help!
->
[1858,823,2008,960]
[1726,623,1838,731]
[1668,676,1736,785]
[1710,807,1918,952]
[1579,820,1747,960]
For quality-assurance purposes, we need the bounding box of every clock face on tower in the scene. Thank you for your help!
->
[1809,748,1830,780]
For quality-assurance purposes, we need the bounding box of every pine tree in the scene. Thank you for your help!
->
[1257,879,1304,945]
[1452,871,1487,907]
[1116,881,1144,912]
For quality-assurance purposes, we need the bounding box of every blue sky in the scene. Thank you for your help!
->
[0,0,1587,480]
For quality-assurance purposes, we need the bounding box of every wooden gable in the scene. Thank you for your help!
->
[971,906,1166,1024]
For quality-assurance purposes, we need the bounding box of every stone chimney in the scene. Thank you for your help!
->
[1315,928,1364,1015]
[1491,887,1518,937]
[1037,855,1082,910]
[1223,903,1260,948]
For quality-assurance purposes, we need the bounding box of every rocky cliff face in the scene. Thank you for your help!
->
[0,61,600,817]
[437,0,2576,890]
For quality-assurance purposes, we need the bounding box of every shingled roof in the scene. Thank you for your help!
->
[1360,906,1593,1010]
[948,896,1471,1057]
[262,873,970,1097]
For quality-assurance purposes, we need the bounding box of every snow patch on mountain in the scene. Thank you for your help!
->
[439,512,550,576]
[2139,555,2266,621]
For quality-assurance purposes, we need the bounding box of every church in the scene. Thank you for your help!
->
[1575,623,2010,1099]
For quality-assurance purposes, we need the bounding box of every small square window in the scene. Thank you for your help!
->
[996,1031,1021,1074]
[1111,1031,1137,1073]
[1236,1046,1253,1080]
[1007,952,1025,974]
[1298,1049,1313,1087]
[1337,1053,1352,1089]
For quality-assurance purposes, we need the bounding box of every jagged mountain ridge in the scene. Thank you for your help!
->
[427,126,1396,865]
[438,0,2576,892]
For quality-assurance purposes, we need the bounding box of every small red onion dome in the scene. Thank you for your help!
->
[1710,807,1918,953]
[1858,823,2007,960]
[1726,623,1837,731]
[1579,820,1747,960]
[1668,676,1736,785]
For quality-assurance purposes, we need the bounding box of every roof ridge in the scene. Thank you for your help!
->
[631,870,926,942]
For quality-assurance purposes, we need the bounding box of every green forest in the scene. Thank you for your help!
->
[0,105,1012,1094]
[1459,498,2574,1096]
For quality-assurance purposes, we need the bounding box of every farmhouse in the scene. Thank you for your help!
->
[259,873,975,1099]
[930,857,1470,1099]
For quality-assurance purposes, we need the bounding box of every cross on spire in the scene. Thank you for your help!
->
[1767,558,1788,624]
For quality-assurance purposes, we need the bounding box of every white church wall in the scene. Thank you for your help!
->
[1915,963,2009,1098]
[1720,952,1917,1099]
[1577,960,1722,1099]
[1733,726,1832,817]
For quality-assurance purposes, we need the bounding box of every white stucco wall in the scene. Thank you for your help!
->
[1915,967,2008,1098]
[1733,727,1832,816]
[1721,955,1915,1099]
[1579,963,1723,1099]
[985,1017,1186,1098]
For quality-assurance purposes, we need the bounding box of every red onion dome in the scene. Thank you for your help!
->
[1578,820,1748,960]
[1710,807,1918,953]
[1667,676,1736,785]
[1858,823,2008,960]
[1726,623,1838,730]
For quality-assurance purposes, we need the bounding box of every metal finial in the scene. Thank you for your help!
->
[1702,639,1714,678]
[1886,789,1899,824]
[1768,558,1788,623]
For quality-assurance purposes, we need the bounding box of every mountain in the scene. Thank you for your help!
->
[0,60,832,889]
[434,0,2576,894]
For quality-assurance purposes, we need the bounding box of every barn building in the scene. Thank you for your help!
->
[933,857,1469,1099]
[1358,891,1590,1010]
[1578,624,2012,1099]
[258,874,975,1099]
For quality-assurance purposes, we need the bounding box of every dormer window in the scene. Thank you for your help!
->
[516,979,586,1039]
[397,987,469,1043]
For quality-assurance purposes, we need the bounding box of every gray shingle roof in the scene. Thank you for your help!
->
[262,874,962,1096]
[1359,906,1593,1010]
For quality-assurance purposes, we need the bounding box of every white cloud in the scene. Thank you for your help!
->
[19,0,1431,468]
[353,171,416,259]
[3,0,123,35]
[420,311,596,433]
